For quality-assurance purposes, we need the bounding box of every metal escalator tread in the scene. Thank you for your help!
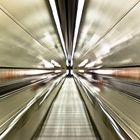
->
[36,78,97,140]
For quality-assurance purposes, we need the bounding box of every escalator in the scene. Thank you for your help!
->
[34,78,98,140]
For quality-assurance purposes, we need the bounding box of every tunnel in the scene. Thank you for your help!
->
[0,0,140,140]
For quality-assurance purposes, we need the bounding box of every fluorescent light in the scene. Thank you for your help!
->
[54,70,62,73]
[78,59,88,67]
[66,59,69,67]
[94,70,113,75]
[85,61,96,68]
[66,70,69,75]
[85,59,102,68]
[26,70,47,75]
[71,70,74,75]
[51,60,61,67]
[49,0,67,59]
[42,59,54,68]
[70,59,73,67]
[71,0,85,60]
[37,56,54,68]
[78,69,84,73]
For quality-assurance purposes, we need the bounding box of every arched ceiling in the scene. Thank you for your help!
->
[75,0,140,68]
[0,0,65,68]
[0,0,140,70]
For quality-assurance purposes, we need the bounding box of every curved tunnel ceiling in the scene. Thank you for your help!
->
[0,0,140,69]
[0,0,65,68]
[75,0,140,68]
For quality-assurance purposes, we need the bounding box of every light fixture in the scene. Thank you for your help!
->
[54,70,62,73]
[42,59,54,68]
[71,0,85,60]
[78,69,84,73]
[26,70,47,75]
[51,60,61,67]
[37,56,54,68]
[66,70,69,75]
[85,59,102,68]
[85,61,96,68]
[66,59,69,67]
[49,0,68,59]
[78,59,88,67]
[93,69,113,75]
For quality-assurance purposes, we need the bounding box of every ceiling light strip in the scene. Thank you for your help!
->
[49,0,68,59]
[71,0,85,60]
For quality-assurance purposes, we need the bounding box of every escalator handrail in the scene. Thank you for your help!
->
[74,74,131,140]
[0,73,63,98]
[0,74,65,139]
